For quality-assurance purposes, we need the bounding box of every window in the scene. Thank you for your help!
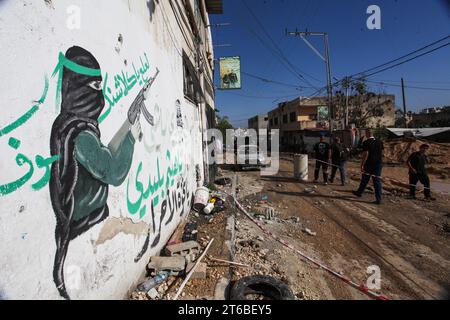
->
[183,51,201,104]
[290,112,296,122]
[269,119,273,126]
[283,114,288,124]
[274,117,279,126]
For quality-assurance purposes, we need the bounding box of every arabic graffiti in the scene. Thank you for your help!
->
[130,150,193,262]
[127,150,184,220]
[99,53,152,123]
[0,137,59,197]
[49,46,142,300]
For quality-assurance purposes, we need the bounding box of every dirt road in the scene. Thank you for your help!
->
[232,158,450,300]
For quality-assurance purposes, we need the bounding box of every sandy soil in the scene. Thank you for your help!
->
[230,158,450,300]
[131,158,450,301]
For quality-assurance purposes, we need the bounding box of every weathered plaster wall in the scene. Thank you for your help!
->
[0,0,204,299]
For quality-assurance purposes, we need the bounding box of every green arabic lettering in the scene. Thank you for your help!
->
[126,162,145,215]
[32,155,60,191]
[0,153,35,197]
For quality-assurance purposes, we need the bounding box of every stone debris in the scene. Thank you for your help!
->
[303,228,317,237]
[147,288,160,300]
[147,256,186,276]
[191,262,208,280]
[165,241,201,258]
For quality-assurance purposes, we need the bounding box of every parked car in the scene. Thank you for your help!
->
[235,144,268,171]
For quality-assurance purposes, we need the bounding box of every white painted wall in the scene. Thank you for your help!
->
[0,0,206,300]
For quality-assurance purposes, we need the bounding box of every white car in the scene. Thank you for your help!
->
[236,145,268,170]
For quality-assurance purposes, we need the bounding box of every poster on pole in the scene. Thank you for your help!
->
[317,106,329,121]
[219,56,241,90]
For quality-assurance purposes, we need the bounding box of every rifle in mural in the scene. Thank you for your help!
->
[109,68,160,152]
[128,68,160,133]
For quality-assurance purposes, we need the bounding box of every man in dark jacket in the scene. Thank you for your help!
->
[313,135,331,185]
[353,129,384,205]
[330,137,348,186]
[407,144,436,201]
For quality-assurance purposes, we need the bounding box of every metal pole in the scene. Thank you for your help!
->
[324,33,333,137]
[345,77,350,129]
[401,78,408,128]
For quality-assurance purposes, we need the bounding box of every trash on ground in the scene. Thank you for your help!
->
[147,256,186,276]
[193,186,210,212]
[230,275,295,300]
[303,228,317,237]
[137,271,170,293]
[182,222,199,242]
[215,177,232,186]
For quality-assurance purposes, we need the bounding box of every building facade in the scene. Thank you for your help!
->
[248,114,269,134]
[0,0,221,300]
[267,97,329,152]
[267,94,396,152]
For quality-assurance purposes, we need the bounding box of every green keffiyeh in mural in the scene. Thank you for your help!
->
[51,52,102,111]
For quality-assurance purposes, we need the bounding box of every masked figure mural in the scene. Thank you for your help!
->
[49,46,141,299]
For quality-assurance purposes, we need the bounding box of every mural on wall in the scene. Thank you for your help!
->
[49,46,148,300]
[0,38,200,299]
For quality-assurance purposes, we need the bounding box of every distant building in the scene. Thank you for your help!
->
[395,109,413,128]
[267,94,396,152]
[334,94,395,128]
[248,114,269,135]
[267,97,330,152]
[411,108,450,128]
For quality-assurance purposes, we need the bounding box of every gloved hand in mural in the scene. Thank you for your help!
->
[49,46,141,300]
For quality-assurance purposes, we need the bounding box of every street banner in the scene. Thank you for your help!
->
[219,56,241,90]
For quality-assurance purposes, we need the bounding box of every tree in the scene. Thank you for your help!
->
[334,78,393,128]
[216,116,234,139]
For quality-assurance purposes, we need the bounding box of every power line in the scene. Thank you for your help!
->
[239,0,321,89]
[361,42,450,78]
[351,35,449,78]
[241,71,314,89]
[365,79,450,91]
[311,37,450,95]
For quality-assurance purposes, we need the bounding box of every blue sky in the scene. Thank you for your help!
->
[210,0,450,127]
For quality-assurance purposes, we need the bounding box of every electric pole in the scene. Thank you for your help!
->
[401,78,408,128]
[344,77,350,129]
[286,30,333,135]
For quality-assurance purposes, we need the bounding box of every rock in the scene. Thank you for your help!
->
[191,262,207,280]
[303,228,317,236]
[214,278,230,300]
[147,288,159,300]
[147,256,186,275]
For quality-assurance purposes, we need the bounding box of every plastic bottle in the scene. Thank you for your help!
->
[203,202,215,215]
[137,271,170,292]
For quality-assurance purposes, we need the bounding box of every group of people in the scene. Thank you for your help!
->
[312,129,436,205]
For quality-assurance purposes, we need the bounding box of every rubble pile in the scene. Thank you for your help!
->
[384,138,450,166]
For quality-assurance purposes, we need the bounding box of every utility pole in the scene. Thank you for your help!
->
[401,78,408,128]
[344,77,350,129]
[286,30,333,136]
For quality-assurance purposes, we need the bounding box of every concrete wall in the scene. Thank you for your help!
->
[0,0,210,300]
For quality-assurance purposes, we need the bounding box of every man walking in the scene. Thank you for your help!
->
[352,129,384,205]
[313,135,331,185]
[330,137,348,186]
[407,144,436,201]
